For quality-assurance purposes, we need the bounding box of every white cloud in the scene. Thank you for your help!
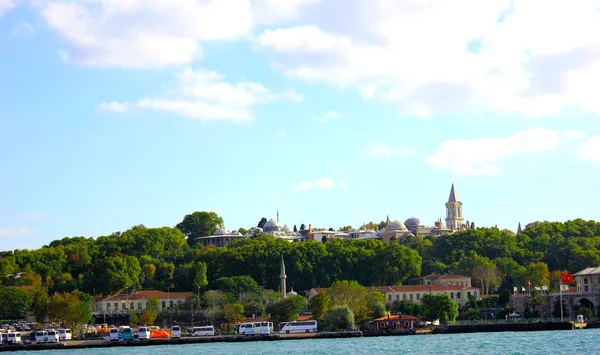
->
[0,0,15,16]
[100,67,302,123]
[562,130,587,140]
[293,169,347,190]
[41,0,254,68]
[10,22,34,36]
[578,135,600,163]
[314,111,341,122]
[425,128,564,175]
[0,227,37,238]
[255,1,600,117]
[365,143,412,159]
[98,101,130,113]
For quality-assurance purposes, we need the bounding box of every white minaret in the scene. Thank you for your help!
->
[445,183,464,231]
[280,255,287,298]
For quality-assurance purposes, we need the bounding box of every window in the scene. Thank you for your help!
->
[114,302,119,310]
[388,294,392,302]
[170,301,174,308]
[584,285,589,292]
[409,294,413,301]
[138,302,142,309]
[416,293,420,300]
[107,303,111,310]
[467,292,471,298]
[457,292,461,299]
[450,292,454,299]
[130,302,134,310]
[403,294,407,300]
[584,278,588,285]
[162,301,166,309]
[395,294,400,301]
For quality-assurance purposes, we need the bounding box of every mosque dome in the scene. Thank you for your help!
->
[387,220,407,231]
[282,224,292,233]
[286,289,298,297]
[264,219,281,232]
[214,228,228,236]
[404,217,421,230]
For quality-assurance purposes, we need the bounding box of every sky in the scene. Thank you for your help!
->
[1,0,600,251]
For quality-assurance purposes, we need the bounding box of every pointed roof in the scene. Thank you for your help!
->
[448,183,459,203]
[517,222,522,235]
[280,255,286,273]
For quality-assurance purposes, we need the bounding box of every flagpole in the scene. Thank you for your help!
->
[559,272,563,322]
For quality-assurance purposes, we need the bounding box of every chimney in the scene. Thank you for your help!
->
[308,224,313,233]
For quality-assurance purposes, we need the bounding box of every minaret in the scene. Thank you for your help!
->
[280,255,287,298]
[517,222,522,235]
[277,208,280,225]
[445,183,464,231]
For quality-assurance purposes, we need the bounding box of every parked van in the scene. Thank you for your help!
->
[7,332,22,344]
[46,330,59,343]
[1,332,8,345]
[138,326,151,340]
[35,331,47,343]
[58,329,72,341]
[109,328,119,341]
[192,326,215,336]
[170,326,181,339]
[238,323,258,335]
[122,327,133,340]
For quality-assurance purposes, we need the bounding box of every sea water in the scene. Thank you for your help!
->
[33,329,599,355]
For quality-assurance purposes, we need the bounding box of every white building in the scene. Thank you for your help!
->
[196,228,247,247]
[95,290,192,316]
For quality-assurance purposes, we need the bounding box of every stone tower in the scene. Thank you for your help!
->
[280,255,287,298]
[445,183,464,231]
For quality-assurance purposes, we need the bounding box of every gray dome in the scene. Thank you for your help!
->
[214,228,228,236]
[387,220,407,231]
[282,224,292,232]
[404,217,420,230]
[264,219,281,232]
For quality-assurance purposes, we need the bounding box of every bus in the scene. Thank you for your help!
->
[279,320,318,334]
[191,326,215,336]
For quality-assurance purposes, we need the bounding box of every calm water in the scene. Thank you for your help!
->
[33,329,599,355]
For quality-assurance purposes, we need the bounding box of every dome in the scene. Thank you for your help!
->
[404,217,421,230]
[214,228,228,236]
[282,224,292,232]
[387,220,407,231]
[263,219,281,232]
[286,289,298,297]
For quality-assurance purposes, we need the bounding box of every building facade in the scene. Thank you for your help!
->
[95,290,192,315]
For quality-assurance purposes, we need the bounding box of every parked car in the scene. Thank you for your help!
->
[122,327,133,340]
[59,329,72,341]
[7,332,22,344]
[109,328,119,341]
[46,330,59,343]
[35,331,47,343]
[138,326,151,340]
[170,326,181,339]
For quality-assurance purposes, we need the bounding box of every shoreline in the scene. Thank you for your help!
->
[0,322,592,352]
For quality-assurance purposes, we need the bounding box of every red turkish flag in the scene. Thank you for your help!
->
[561,272,574,283]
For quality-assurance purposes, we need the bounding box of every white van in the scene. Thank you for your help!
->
[138,326,151,340]
[238,323,258,335]
[46,330,59,343]
[7,332,22,344]
[35,331,47,343]
[59,329,72,341]
[170,326,181,339]
[109,328,119,341]
[192,326,215,336]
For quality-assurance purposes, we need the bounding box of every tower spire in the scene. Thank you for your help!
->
[280,255,287,298]
[448,183,459,203]
[517,222,522,235]
[277,208,280,225]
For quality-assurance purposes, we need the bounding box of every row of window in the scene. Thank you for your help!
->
[100,300,181,311]
[387,291,476,302]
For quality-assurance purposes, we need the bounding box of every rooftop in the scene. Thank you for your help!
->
[102,290,192,301]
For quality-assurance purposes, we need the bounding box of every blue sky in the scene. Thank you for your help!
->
[1,0,600,250]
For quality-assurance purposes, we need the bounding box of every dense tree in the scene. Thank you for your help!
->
[265,294,306,323]
[223,303,244,333]
[194,261,209,291]
[140,310,157,325]
[420,294,459,324]
[324,306,355,330]
[177,211,224,247]
[389,300,421,316]
[308,293,331,320]
[0,286,33,320]
[258,218,267,229]
[47,291,92,332]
